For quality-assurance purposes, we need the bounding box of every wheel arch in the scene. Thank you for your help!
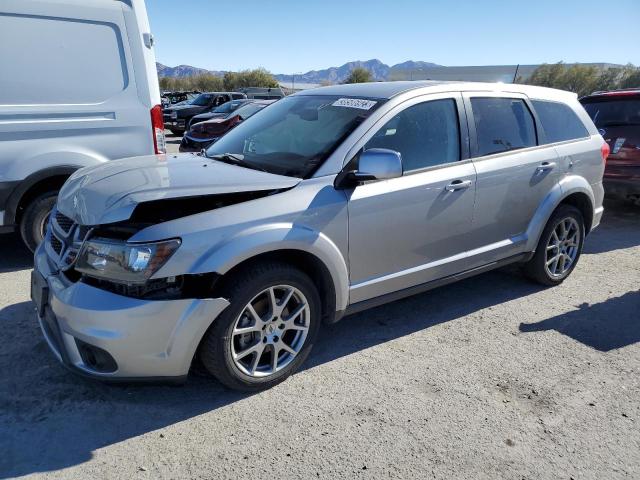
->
[6,166,80,225]
[212,249,339,324]
[184,225,350,321]
[525,178,596,252]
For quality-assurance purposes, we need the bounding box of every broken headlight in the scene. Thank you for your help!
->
[75,238,181,285]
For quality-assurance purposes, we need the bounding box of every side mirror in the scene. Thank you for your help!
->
[335,148,403,188]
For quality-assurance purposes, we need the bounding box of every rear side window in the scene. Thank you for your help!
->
[364,99,460,171]
[471,98,536,156]
[532,100,589,143]
[0,14,127,105]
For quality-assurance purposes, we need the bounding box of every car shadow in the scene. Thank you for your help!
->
[1,267,542,478]
[519,290,640,351]
[0,233,32,273]
[583,199,639,255]
[1,199,638,477]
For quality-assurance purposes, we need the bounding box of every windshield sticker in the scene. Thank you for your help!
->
[332,98,377,110]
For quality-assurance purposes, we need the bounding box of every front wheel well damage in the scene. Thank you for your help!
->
[211,250,337,324]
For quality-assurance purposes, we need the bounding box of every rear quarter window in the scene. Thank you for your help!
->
[532,100,589,143]
[0,14,127,105]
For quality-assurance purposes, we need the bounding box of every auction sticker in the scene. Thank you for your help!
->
[332,98,377,110]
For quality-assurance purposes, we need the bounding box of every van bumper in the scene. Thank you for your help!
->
[31,243,230,382]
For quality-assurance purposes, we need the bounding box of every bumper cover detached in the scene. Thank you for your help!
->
[31,244,230,382]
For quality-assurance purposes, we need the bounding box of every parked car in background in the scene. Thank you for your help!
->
[240,87,286,99]
[180,100,276,152]
[163,92,246,135]
[187,99,254,129]
[0,0,163,251]
[580,89,640,205]
[33,82,605,391]
[161,91,200,109]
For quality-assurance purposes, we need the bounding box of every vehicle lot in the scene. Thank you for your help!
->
[0,200,638,480]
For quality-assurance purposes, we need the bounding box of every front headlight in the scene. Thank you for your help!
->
[75,238,181,284]
[171,111,178,119]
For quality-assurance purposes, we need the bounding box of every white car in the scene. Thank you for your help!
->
[0,0,164,250]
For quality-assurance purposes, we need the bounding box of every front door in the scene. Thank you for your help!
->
[347,95,477,304]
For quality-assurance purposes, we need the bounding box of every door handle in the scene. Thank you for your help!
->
[536,161,556,173]
[445,179,472,192]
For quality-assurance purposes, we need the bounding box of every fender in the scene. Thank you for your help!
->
[189,223,350,312]
[524,175,595,252]
[4,150,108,225]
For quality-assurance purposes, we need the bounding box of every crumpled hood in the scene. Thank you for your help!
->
[57,154,301,225]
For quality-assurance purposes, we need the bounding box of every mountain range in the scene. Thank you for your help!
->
[156,59,441,84]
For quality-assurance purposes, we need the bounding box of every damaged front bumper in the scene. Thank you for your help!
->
[31,243,230,382]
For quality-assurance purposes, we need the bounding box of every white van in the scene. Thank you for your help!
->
[0,0,165,250]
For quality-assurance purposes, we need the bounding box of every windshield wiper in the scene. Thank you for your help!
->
[207,153,268,172]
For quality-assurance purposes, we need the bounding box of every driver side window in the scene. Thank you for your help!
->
[364,99,461,172]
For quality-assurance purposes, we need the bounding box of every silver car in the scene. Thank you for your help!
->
[31,81,606,391]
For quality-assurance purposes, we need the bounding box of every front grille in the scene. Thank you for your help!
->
[55,211,73,233]
[50,235,63,255]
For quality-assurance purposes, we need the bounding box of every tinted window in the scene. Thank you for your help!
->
[582,98,640,128]
[364,99,460,171]
[532,100,589,143]
[206,95,384,178]
[471,98,536,156]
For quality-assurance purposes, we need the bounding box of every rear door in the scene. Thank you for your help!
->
[463,93,561,266]
[347,93,477,303]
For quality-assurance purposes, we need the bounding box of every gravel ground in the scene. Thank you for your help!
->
[0,200,638,480]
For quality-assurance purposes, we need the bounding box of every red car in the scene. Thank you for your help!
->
[581,89,640,204]
[179,100,276,153]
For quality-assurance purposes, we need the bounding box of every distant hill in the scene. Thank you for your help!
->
[156,62,223,78]
[156,59,442,83]
[156,60,622,85]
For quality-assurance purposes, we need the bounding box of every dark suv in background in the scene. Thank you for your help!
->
[163,92,246,135]
[581,89,640,205]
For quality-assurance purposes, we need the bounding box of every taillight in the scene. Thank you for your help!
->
[601,142,610,165]
[150,105,166,154]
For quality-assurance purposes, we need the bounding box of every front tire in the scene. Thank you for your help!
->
[524,204,585,286]
[19,192,57,252]
[199,262,321,392]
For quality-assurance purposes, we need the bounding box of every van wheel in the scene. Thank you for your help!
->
[20,192,57,252]
[524,204,585,286]
[199,262,321,392]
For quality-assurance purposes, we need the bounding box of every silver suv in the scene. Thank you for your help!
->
[31,82,606,391]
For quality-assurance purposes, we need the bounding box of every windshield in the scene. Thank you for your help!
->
[583,97,640,127]
[205,95,384,178]
[233,103,266,119]
[189,94,214,106]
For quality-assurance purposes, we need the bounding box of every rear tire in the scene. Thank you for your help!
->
[199,261,321,392]
[19,192,57,253]
[523,204,585,286]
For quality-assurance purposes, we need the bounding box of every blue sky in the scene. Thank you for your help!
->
[146,0,640,73]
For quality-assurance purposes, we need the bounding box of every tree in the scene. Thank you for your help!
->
[526,62,640,96]
[344,67,372,84]
[223,68,279,91]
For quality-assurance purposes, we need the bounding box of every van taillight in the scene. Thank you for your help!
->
[601,142,610,165]
[150,105,166,154]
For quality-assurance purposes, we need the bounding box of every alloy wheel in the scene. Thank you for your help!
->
[231,285,310,378]
[544,217,581,278]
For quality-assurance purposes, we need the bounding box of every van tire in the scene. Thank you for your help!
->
[523,204,585,286]
[20,192,57,252]
[199,261,321,392]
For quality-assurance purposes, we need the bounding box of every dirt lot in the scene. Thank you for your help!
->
[0,200,638,480]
